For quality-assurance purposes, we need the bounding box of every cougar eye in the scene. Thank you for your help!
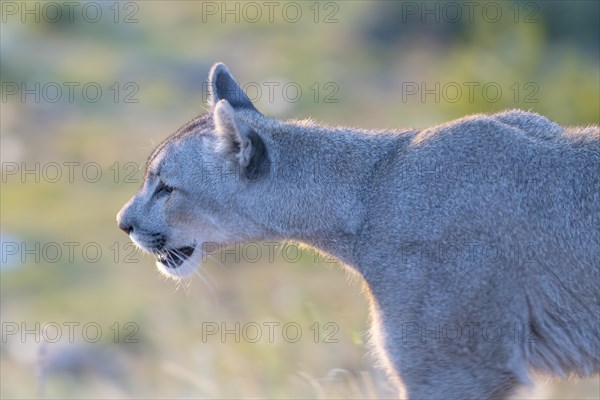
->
[156,181,174,197]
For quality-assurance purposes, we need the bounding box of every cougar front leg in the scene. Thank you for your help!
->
[379,317,526,399]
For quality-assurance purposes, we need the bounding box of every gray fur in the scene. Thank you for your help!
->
[117,63,600,399]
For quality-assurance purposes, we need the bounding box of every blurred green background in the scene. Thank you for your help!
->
[1,1,599,398]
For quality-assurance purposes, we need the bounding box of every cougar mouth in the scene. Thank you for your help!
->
[156,246,195,269]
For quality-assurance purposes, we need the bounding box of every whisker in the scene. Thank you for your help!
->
[197,260,219,290]
[193,267,220,310]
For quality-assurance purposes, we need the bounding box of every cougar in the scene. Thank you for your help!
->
[117,63,599,399]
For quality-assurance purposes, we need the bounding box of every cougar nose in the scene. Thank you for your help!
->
[116,204,134,235]
[118,221,133,235]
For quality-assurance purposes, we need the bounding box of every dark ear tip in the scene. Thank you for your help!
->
[207,62,258,112]
[209,62,230,82]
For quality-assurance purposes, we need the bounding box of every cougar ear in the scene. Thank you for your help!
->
[208,63,257,111]
[213,100,269,180]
